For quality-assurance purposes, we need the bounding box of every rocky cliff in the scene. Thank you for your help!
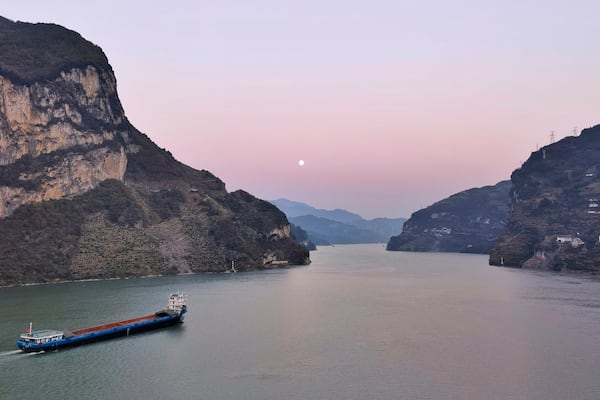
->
[489,126,600,271]
[387,181,511,253]
[0,17,308,285]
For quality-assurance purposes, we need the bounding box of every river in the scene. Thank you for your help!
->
[1,244,600,399]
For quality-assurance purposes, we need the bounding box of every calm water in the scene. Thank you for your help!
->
[1,244,600,399]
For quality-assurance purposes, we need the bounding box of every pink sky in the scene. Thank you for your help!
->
[5,1,600,218]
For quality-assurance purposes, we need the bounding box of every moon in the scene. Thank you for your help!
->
[298,160,305,166]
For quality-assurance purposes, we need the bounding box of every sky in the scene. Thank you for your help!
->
[4,1,600,219]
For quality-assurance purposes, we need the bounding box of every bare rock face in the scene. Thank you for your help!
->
[0,17,308,285]
[0,66,128,218]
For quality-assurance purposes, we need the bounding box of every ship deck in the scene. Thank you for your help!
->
[71,314,158,335]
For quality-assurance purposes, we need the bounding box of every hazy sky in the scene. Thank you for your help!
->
[5,1,600,218]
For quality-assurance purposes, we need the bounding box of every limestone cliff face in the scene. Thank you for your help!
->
[0,17,308,285]
[387,181,511,254]
[0,65,128,217]
[489,125,600,271]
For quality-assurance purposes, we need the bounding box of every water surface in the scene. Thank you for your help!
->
[1,244,600,399]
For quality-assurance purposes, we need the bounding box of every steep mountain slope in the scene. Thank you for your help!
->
[290,224,316,250]
[0,17,308,285]
[387,181,511,253]
[490,126,600,271]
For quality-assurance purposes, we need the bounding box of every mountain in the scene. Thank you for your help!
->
[387,181,511,253]
[289,224,316,251]
[288,215,382,244]
[489,126,600,271]
[270,199,406,244]
[0,17,309,285]
[270,198,363,223]
[350,217,408,241]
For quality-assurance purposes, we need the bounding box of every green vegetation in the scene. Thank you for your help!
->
[0,16,109,83]
[490,124,600,270]
[148,188,185,220]
[388,181,511,254]
[0,180,146,284]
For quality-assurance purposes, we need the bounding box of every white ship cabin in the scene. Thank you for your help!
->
[167,292,186,313]
[19,329,64,344]
[556,235,573,243]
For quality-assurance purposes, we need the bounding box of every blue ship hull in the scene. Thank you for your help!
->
[17,308,186,353]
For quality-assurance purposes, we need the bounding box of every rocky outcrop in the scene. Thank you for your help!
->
[290,224,316,251]
[0,17,308,285]
[387,181,511,253]
[489,125,600,271]
[0,17,127,219]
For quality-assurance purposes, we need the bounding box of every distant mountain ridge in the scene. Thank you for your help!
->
[270,199,363,223]
[270,199,405,245]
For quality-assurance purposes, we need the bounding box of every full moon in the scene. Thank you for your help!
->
[298,160,305,166]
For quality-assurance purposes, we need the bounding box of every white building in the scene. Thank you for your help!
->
[556,235,573,243]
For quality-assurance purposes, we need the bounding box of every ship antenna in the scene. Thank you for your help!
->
[549,131,555,144]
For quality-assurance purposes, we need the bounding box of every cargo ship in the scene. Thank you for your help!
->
[17,292,187,353]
